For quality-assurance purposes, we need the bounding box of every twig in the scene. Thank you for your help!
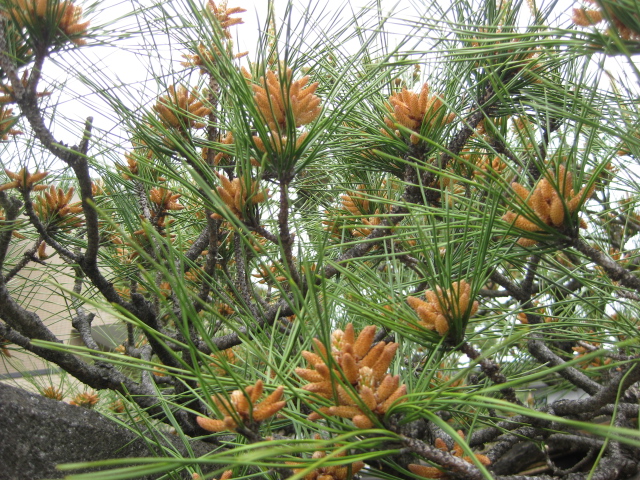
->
[459,341,522,405]
[4,240,41,283]
[138,344,155,391]
[421,85,495,205]
[233,232,262,319]
[486,426,542,463]
[478,288,512,298]
[250,223,279,244]
[69,258,101,352]
[277,179,302,288]
[400,435,486,480]
[488,136,526,170]
[0,19,72,160]
[185,224,210,262]
[194,217,219,310]
[531,116,562,181]
[20,191,78,262]
[490,269,530,302]
[521,255,540,296]
[491,258,604,395]
[131,293,183,371]
[71,310,98,351]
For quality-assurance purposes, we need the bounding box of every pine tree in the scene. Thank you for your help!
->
[2,0,640,478]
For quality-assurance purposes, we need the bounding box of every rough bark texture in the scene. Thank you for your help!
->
[0,382,215,479]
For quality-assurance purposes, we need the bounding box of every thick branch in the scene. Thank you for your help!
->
[0,288,144,393]
[552,362,640,417]
[68,117,102,263]
[573,237,640,293]
[71,311,98,350]
[185,224,210,262]
[0,191,21,272]
[528,338,602,395]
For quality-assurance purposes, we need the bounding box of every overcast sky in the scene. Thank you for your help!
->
[46,0,386,146]
[44,0,621,153]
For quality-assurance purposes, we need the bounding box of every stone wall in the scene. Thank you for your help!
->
[0,383,216,479]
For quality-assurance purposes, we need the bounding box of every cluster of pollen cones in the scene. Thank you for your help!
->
[196,379,285,432]
[297,323,406,429]
[407,280,478,336]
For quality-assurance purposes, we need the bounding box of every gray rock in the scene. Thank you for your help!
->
[0,382,215,480]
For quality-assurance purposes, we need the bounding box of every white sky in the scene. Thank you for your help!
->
[46,0,379,148]
[39,0,627,159]
[36,0,409,162]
